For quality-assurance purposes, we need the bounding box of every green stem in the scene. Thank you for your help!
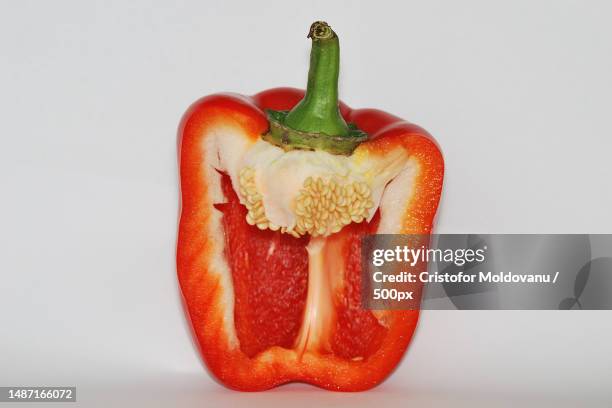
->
[284,21,349,136]
[263,21,366,155]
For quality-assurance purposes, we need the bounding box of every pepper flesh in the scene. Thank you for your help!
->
[177,87,444,391]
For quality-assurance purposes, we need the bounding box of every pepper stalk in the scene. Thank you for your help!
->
[263,21,367,155]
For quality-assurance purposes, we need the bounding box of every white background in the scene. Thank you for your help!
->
[1,0,611,406]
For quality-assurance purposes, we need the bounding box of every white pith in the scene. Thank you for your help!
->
[201,125,419,352]
[232,139,410,237]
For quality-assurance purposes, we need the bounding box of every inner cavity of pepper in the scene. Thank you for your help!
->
[218,171,387,360]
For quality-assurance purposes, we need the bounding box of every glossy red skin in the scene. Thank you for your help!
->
[177,87,444,391]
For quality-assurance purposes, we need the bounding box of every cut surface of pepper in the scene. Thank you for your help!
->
[177,21,444,391]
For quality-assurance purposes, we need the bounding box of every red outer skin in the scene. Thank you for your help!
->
[177,87,444,391]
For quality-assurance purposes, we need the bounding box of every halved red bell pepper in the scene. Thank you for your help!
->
[177,22,444,391]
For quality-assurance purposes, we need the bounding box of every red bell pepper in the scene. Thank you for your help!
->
[177,21,444,391]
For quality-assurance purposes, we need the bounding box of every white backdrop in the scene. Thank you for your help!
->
[1,1,611,406]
